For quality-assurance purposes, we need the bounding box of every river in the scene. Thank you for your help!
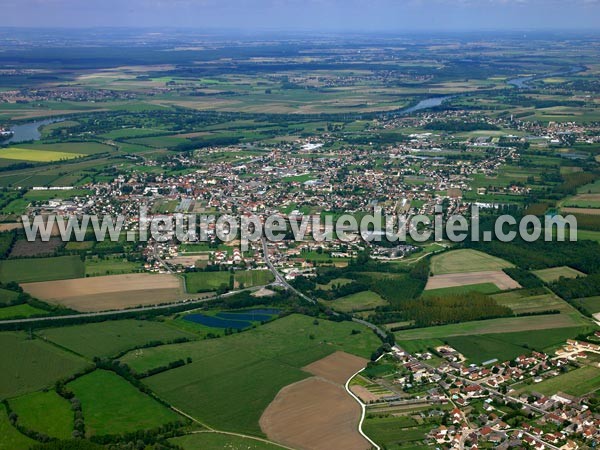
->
[507,65,586,88]
[0,67,587,140]
[2,118,65,144]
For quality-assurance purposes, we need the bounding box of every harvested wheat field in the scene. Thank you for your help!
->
[22,273,186,312]
[562,207,600,215]
[260,378,370,450]
[425,270,520,291]
[260,351,370,450]
[303,351,368,385]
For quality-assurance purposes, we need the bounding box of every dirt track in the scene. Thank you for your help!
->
[425,270,520,291]
[22,273,185,312]
[260,351,370,450]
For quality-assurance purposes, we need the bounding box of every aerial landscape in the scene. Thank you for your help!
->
[1,1,600,450]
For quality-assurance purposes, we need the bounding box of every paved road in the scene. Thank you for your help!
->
[261,237,389,341]
[261,237,316,304]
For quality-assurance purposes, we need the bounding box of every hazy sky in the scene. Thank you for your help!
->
[4,0,600,31]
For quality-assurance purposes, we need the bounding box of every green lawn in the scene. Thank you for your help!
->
[184,271,231,293]
[0,255,84,283]
[323,290,387,313]
[0,404,35,450]
[123,314,379,436]
[430,249,513,275]
[170,432,285,450]
[9,390,74,439]
[68,370,182,436]
[533,266,586,283]
[37,319,195,359]
[0,332,89,400]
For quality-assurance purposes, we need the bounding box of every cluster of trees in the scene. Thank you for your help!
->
[550,273,600,300]
[0,230,16,258]
[399,293,513,327]
[503,268,544,289]
[424,121,500,132]
[314,281,369,301]
[135,358,192,379]
[467,238,600,274]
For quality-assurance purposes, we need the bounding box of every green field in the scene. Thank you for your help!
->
[430,249,513,275]
[84,256,141,276]
[574,296,600,315]
[0,404,34,450]
[0,332,89,400]
[394,312,591,341]
[517,366,600,396]
[316,277,353,290]
[9,390,74,439]
[422,283,500,298]
[65,241,95,251]
[24,189,92,202]
[492,289,572,314]
[233,270,274,288]
[323,290,387,313]
[68,370,181,436]
[363,415,435,448]
[0,255,84,283]
[533,266,586,283]
[0,303,48,320]
[0,148,83,162]
[444,327,593,364]
[123,314,380,435]
[37,319,195,359]
[184,271,231,293]
[12,142,113,156]
[170,432,285,450]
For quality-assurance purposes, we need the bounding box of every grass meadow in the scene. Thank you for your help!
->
[69,370,181,436]
[37,319,195,359]
[0,255,84,283]
[0,332,89,400]
[9,390,74,439]
[0,404,34,450]
[323,290,387,313]
[430,249,513,275]
[533,266,587,283]
[184,271,231,293]
[169,432,285,450]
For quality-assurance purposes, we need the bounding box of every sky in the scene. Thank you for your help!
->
[3,0,600,31]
